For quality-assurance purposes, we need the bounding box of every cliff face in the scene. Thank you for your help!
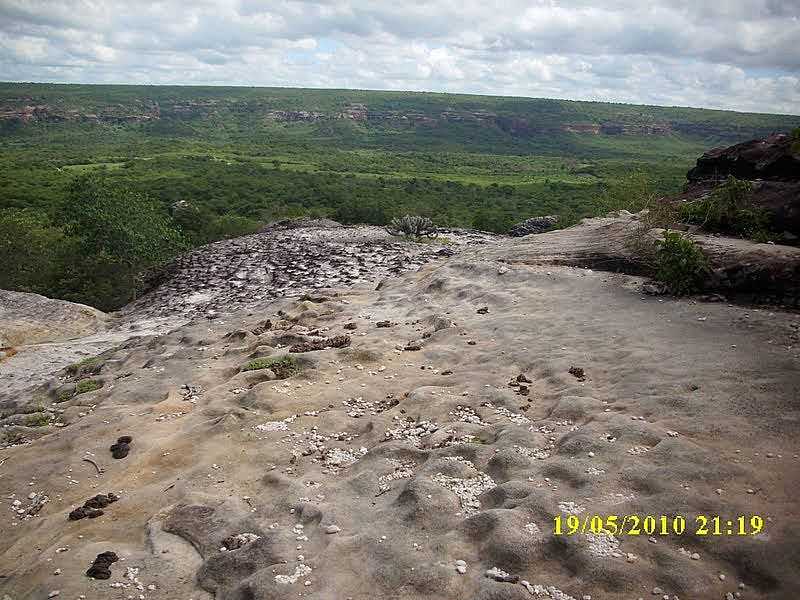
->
[0,101,160,124]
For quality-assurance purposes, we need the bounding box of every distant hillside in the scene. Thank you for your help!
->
[2,83,798,156]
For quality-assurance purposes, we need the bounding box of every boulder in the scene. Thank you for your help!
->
[679,133,800,241]
[687,133,800,182]
[0,290,108,346]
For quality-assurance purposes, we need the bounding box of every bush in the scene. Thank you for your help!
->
[174,202,262,245]
[66,355,103,376]
[57,389,75,402]
[241,355,300,378]
[53,175,186,310]
[0,209,64,293]
[24,412,52,427]
[654,230,709,295]
[333,202,387,225]
[386,215,438,237]
[679,176,769,239]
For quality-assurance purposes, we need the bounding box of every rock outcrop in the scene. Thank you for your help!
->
[675,133,800,243]
[491,211,800,306]
[126,221,497,319]
[3,94,794,141]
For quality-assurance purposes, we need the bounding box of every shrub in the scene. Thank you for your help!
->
[595,170,656,214]
[333,202,387,225]
[175,203,262,245]
[57,389,75,402]
[67,355,103,376]
[75,379,103,395]
[241,355,300,378]
[471,209,516,233]
[654,230,709,295]
[386,215,438,237]
[24,412,52,427]
[679,176,769,239]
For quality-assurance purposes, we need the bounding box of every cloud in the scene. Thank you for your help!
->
[0,0,797,114]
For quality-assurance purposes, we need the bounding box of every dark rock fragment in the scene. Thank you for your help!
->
[568,366,586,381]
[110,443,129,459]
[84,493,119,509]
[86,551,119,579]
[68,493,120,520]
[509,215,559,237]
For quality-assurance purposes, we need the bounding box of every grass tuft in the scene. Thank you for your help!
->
[75,379,103,395]
[241,355,300,378]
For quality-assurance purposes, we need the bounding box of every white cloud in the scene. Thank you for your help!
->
[0,0,797,113]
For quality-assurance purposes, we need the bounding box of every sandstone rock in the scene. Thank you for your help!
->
[482,211,800,306]
[1,218,798,600]
[0,290,107,346]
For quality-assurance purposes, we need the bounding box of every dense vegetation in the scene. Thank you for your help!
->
[1,83,798,309]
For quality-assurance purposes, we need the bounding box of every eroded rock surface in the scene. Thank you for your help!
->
[0,290,108,347]
[687,133,800,183]
[125,220,497,319]
[1,228,798,600]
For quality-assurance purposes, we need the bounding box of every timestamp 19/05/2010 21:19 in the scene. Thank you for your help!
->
[553,514,765,536]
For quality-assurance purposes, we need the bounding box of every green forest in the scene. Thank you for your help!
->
[1,83,798,310]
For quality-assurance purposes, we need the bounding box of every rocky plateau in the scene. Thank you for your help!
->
[0,210,799,600]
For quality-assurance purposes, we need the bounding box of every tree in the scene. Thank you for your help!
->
[0,208,64,293]
[53,175,185,310]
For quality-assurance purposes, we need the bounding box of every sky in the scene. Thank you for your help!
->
[1,0,799,114]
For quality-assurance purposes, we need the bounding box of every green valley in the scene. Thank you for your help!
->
[1,83,798,309]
